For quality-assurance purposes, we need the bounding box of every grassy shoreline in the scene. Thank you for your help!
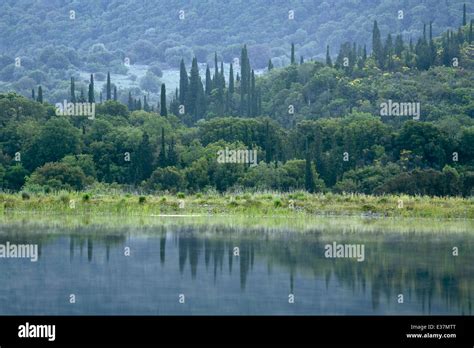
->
[1,191,473,220]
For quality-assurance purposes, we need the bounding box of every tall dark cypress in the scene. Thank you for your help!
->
[470,20,473,43]
[37,86,43,103]
[463,3,467,26]
[79,88,85,103]
[128,92,134,111]
[240,45,249,95]
[113,86,117,101]
[158,127,167,167]
[136,132,154,181]
[220,61,225,89]
[429,22,436,64]
[205,65,212,95]
[250,70,256,116]
[304,138,315,193]
[160,83,168,116]
[395,34,404,58]
[195,78,206,121]
[267,59,273,70]
[187,57,203,120]
[291,43,295,64]
[31,88,35,100]
[372,20,383,67]
[179,59,188,105]
[265,120,272,163]
[70,77,76,103]
[240,45,250,115]
[214,52,219,85]
[229,63,234,94]
[143,95,149,111]
[88,74,95,103]
[167,137,178,166]
[106,72,111,100]
[99,92,103,104]
[326,45,332,67]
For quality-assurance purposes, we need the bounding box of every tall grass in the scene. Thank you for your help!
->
[0,191,472,219]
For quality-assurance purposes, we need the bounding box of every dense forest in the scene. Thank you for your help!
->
[0,0,472,102]
[0,5,473,197]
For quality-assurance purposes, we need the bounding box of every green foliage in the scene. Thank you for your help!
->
[26,162,87,191]
[0,10,473,198]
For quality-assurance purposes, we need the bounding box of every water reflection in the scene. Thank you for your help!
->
[0,222,472,315]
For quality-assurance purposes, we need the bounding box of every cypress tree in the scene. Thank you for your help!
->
[429,22,436,65]
[384,34,394,70]
[363,44,367,62]
[265,120,272,163]
[167,137,178,166]
[99,92,103,104]
[195,79,206,121]
[463,3,467,26]
[229,63,234,94]
[128,91,134,111]
[291,43,295,64]
[470,20,473,43]
[88,74,95,103]
[136,132,154,181]
[70,77,76,103]
[240,45,250,115]
[106,72,111,100]
[158,127,167,167]
[160,83,168,116]
[179,59,188,105]
[304,138,315,193]
[187,57,201,118]
[257,88,262,116]
[395,34,404,58]
[214,52,219,81]
[372,20,383,68]
[79,88,85,103]
[220,61,225,89]
[267,59,274,71]
[37,86,43,103]
[31,88,35,100]
[205,65,212,95]
[143,95,149,112]
[251,70,258,116]
[326,45,333,67]
[113,86,117,101]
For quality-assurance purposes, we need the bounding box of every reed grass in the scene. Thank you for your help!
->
[0,191,472,220]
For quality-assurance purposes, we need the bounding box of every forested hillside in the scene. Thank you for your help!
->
[0,0,470,67]
[1,0,471,104]
[0,3,473,198]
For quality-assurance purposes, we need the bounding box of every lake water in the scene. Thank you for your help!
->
[0,216,472,315]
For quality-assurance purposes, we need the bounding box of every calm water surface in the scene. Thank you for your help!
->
[0,217,472,315]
